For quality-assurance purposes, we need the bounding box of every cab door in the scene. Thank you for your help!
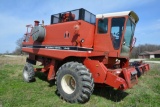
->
[93,18,110,52]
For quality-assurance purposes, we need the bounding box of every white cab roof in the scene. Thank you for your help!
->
[96,11,139,23]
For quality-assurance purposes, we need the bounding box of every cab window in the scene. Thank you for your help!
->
[98,18,108,34]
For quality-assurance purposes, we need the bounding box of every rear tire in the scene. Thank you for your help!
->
[56,62,94,103]
[23,63,35,82]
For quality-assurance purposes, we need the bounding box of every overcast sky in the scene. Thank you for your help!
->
[0,0,160,53]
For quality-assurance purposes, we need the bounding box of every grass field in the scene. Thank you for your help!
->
[147,58,160,61]
[0,55,160,107]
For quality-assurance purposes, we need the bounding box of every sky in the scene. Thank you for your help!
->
[0,0,160,53]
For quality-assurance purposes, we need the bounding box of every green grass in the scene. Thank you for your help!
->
[147,58,160,61]
[0,56,160,107]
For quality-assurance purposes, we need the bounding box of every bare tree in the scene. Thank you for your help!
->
[13,37,24,55]
[5,50,9,55]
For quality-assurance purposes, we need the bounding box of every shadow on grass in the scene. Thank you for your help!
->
[35,72,55,87]
[93,85,129,102]
[35,72,128,102]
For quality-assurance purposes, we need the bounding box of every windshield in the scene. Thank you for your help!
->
[124,18,135,47]
[121,18,136,57]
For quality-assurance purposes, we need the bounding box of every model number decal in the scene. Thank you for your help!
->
[45,46,70,50]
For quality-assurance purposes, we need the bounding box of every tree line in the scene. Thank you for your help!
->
[131,44,160,58]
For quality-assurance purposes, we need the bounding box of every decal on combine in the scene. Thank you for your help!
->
[23,45,93,51]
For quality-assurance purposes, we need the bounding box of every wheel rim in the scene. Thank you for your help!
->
[61,74,76,94]
[23,67,29,80]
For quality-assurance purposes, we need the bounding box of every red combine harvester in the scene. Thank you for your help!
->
[22,8,150,103]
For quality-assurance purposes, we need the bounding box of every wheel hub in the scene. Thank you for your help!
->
[61,74,76,94]
[23,68,29,79]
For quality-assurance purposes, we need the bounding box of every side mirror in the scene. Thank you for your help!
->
[131,37,136,51]
[123,41,126,45]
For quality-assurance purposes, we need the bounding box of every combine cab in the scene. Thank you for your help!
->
[22,8,150,103]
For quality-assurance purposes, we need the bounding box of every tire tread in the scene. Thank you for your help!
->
[56,61,94,103]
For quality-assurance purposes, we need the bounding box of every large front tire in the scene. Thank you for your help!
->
[56,62,94,103]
